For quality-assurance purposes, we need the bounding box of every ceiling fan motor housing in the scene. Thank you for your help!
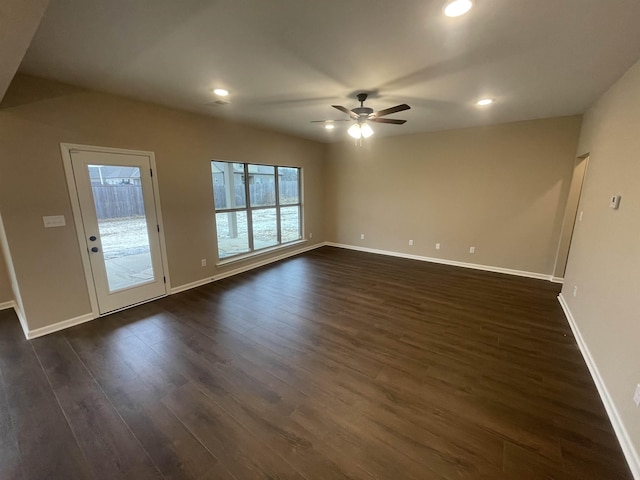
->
[352,107,373,116]
[353,92,372,117]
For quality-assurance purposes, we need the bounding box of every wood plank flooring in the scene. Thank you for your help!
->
[0,246,632,479]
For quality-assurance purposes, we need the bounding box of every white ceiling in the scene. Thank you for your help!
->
[17,0,640,142]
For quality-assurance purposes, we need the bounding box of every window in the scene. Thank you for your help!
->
[212,161,302,260]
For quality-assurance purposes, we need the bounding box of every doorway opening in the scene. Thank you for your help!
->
[553,154,589,280]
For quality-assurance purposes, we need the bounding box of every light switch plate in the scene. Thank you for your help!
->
[634,384,640,407]
[43,215,66,228]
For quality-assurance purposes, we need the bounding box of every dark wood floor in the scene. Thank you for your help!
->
[0,246,631,479]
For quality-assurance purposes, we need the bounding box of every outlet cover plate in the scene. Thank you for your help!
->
[43,215,66,228]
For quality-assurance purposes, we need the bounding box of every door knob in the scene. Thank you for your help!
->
[89,236,97,241]
[91,247,99,253]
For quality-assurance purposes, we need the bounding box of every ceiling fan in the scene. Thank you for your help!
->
[313,93,411,139]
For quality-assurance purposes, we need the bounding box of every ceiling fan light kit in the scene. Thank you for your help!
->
[347,123,374,140]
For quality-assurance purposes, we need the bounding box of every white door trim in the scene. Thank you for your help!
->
[60,143,171,318]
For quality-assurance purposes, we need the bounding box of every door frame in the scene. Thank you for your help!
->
[60,143,171,317]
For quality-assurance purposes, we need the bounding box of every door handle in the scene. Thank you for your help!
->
[91,247,99,253]
[89,235,97,241]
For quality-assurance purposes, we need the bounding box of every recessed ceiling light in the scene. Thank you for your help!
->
[324,123,335,130]
[476,98,494,106]
[443,0,474,17]
[213,88,229,97]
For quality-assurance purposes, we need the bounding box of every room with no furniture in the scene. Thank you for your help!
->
[1,1,639,479]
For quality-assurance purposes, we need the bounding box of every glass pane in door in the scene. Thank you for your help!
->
[88,165,155,292]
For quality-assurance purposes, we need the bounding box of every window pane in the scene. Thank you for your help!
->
[279,167,299,205]
[212,161,246,209]
[248,164,276,207]
[252,208,278,250]
[280,206,301,243]
[216,211,249,258]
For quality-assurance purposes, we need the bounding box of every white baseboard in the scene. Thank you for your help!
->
[26,312,95,340]
[14,243,324,338]
[1,301,31,340]
[0,297,97,339]
[13,303,30,340]
[170,277,215,295]
[215,242,324,282]
[11,241,558,339]
[551,276,564,284]
[0,300,14,311]
[1,300,70,340]
[558,294,640,479]
[170,242,326,294]
[326,243,554,281]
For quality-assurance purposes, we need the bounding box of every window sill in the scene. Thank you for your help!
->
[216,239,308,267]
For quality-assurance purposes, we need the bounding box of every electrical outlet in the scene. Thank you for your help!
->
[309,232,313,239]
[610,195,622,209]
[573,285,578,297]
[201,259,206,267]
[360,233,365,240]
[579,211,584,221]
[634,384,640,407]
[436,243,440,250]
[408,239,413,246]
[469,246,475,254]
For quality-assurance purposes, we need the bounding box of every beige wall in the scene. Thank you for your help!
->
[326,116,582,276]
[0,210,26,320]
[561,58,640,471]
[0,227,13,304]
[0,74,326,331]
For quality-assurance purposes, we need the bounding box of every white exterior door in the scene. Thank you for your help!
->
[68,148,166,314]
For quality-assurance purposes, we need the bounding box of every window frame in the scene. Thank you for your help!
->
[212,161,303,261]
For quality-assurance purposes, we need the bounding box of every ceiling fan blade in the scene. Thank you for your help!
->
[332,105,360,119]
[372,104,411,118]
[370,118,407,125]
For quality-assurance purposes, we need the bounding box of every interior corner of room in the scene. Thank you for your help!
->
[1,1,639,478]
